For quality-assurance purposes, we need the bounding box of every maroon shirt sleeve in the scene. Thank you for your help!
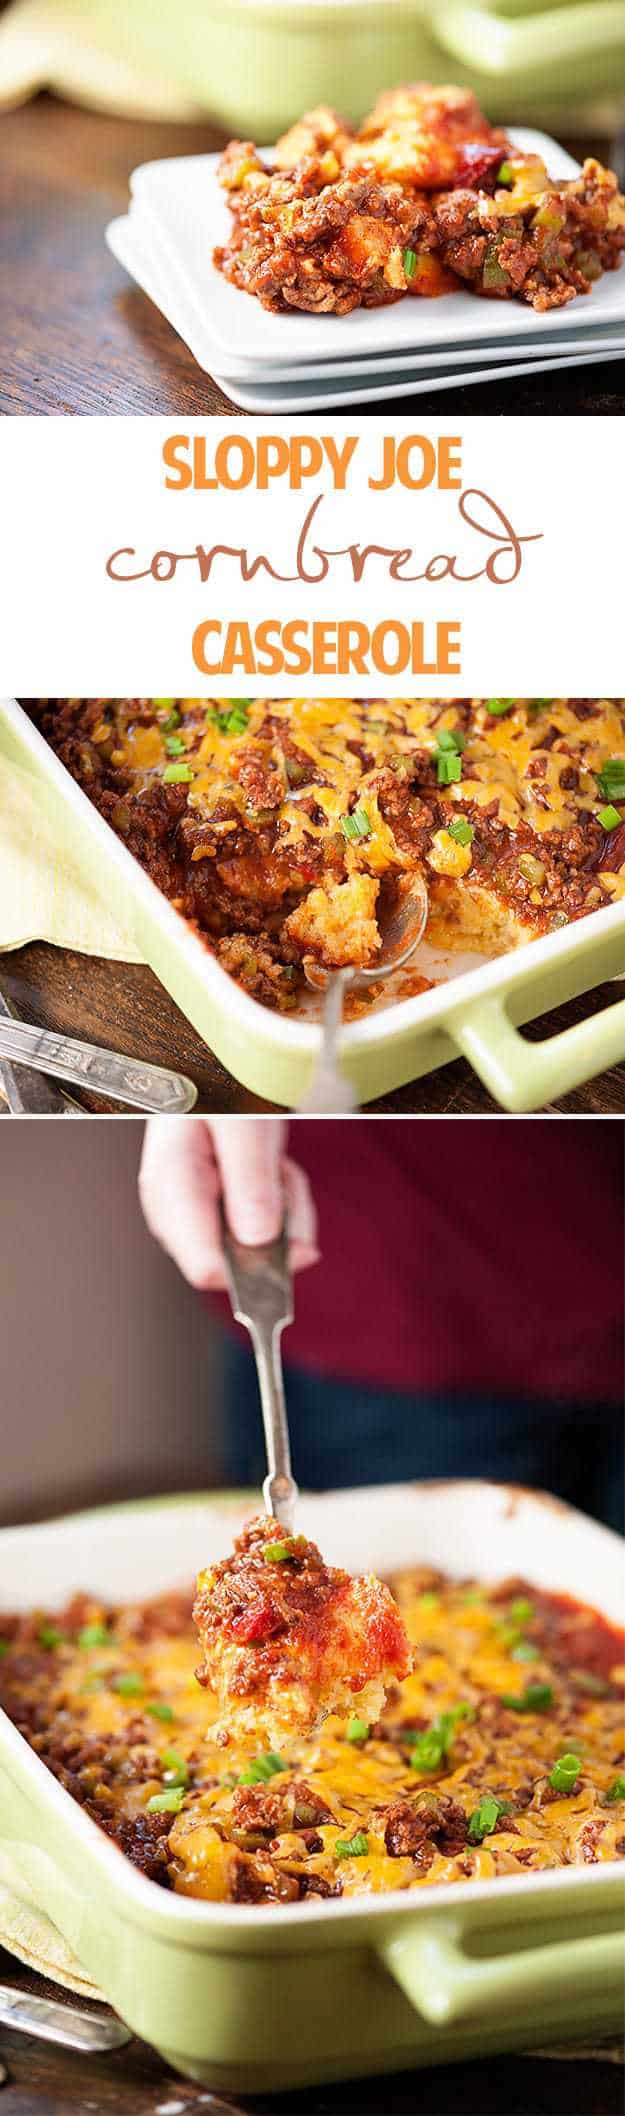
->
[218,1121,622,1407]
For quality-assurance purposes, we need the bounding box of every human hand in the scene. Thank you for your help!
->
[139,1118,319,1289]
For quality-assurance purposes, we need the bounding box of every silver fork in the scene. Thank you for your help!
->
[219,1201,298,1531]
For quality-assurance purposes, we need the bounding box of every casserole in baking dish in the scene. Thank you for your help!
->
[23,697,625,1006]
[3,697,625,1110]
[0,1484,623,2090]
[2,1532,623,1907]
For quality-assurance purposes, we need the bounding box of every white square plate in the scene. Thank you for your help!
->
[106,207,625,410]
[126,129,625,371]
[132,192,625,383]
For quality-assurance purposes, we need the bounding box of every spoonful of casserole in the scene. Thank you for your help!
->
[194,1206,411,1744]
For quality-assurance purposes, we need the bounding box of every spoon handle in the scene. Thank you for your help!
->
[0,1982,131,2052]
[299,972,357,1113]
[0,1019,197,1114]
[219,1203,299,1531]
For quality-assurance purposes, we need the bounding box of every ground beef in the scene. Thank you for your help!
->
[381,1792,468,1868]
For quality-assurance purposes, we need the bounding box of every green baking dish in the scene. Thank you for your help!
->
[0,0,624,134]
[2,698,625,1113]
[0,1482,623,2091]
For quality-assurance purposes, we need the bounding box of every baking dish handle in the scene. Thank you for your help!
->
[435,0,625,79]
[447,989,625,1112]
[378,1917,625,2025]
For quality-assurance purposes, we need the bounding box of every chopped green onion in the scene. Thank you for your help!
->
[163,708,181,730]
[597,758,625,802]
[164,733,185,757]
[340,806,372,841]
[335,1831,369,1859]
[549,1752,581,1793]
[468,1794,509,1843]
[409,1704,472,1772]
[496,161,514,186]
[163,762,193,784]
[146,1701,175,1722]
[264,1540,293,1563]
[207,703,251,736]
[606,1776,625,1802]
[409,1731,444,1772]
[0,1641,9,1656]
[38,1624,65,1649]
[598,804,622,831]
[346,1717,370,1744]
[496,1621,522,1648]
[146,1788,185,1814]
[112,1672,144,1697]
[501,1684,553,1713]
[161,1749,188,1788]
[154,698,175,710]
[403,248,418,279]
[417,1592,440,1610]
[511,1641,539,1662]
[436,726,465,753]
[77,1624,111,1649]
[239,1753,287,1785]
[446,818,474,847]
[437,751,462,787]
[510,1599,534,1625]
[485,698,516,717]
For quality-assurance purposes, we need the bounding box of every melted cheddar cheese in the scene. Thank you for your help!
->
[1,1570,623,1906]
[28,699,625,1007]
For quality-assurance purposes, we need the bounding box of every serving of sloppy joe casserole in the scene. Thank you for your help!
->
[214,84,625,318]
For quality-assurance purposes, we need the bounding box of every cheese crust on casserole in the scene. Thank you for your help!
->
[193,1515,411,1745]
[214,84,625,315]
[28,698,625,1011]
[1,1571,623,1906]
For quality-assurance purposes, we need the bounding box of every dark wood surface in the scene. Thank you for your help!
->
[0,938,624,1114]
[0,1948,621,2115]
[1,95,625,415]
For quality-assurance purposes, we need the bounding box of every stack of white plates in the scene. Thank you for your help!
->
[106,129,625,410]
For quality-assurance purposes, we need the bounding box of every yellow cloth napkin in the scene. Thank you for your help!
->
[0,753,142,963]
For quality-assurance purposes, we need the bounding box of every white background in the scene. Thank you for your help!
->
[0,414,622,696]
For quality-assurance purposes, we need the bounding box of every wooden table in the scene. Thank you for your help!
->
[1,95,625,415]
[1,939,624,1114]
[0,1948,621,2115]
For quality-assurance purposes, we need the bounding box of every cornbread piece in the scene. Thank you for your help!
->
[282,873,380,969]
[1,1572,623,1906]
[344,82,509,191]
[193,1515,412,1744]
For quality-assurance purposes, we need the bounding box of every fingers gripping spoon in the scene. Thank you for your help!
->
[219,1201,298,1532]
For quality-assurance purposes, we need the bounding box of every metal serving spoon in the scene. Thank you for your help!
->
[219,1201,297,1532]
[300,870,429,1113]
